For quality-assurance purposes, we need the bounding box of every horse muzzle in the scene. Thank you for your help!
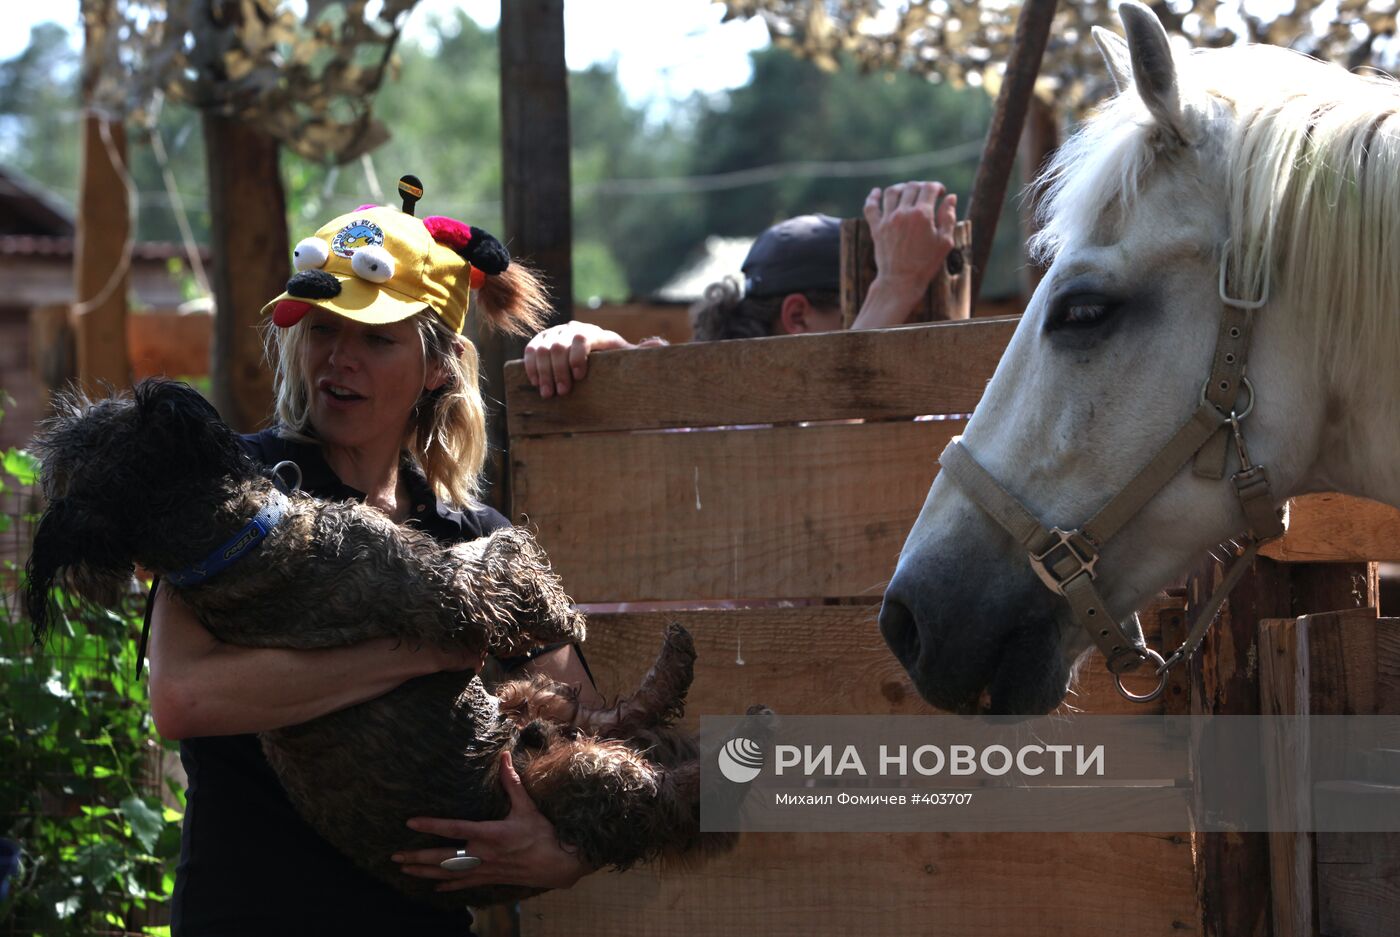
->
[879,539,1075,716]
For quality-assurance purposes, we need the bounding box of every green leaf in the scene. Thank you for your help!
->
[119,795,164,853]
[2,448,38,485]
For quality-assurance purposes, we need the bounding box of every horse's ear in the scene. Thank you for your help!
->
[1091,26,1132,94]
[1118,1,1192,144]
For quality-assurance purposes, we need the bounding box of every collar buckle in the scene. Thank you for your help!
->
[1028,527,1100,597]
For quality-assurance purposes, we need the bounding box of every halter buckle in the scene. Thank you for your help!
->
[1028,527,1100,597]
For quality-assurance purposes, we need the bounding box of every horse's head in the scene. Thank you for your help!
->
[880,2,1397,714]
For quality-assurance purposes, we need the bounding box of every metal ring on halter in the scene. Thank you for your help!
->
[1199,375,1255,421]
[270,460,302,494]
[1113,648,1169,703]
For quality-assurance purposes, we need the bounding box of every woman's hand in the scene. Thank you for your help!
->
[853,181,959,330]
[391,751,593,892]
[523,322,635,398]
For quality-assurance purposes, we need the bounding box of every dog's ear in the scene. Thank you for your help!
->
[25,497,134,646]
[134,380,251,481]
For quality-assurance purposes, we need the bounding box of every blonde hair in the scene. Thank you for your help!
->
[263,310,488,508]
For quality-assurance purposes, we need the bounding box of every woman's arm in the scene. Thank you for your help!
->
[147,583,482,740]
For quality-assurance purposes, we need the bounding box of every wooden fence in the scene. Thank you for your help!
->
[504,316,1400,936]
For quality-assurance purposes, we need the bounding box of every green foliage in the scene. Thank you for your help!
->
[2,10,1014,304]
[0,442,181,936]
[0,24,82,213]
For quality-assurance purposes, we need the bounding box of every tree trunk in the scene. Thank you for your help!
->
[202,113,286,431]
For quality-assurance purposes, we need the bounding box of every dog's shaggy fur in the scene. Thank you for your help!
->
[25,379,743,909]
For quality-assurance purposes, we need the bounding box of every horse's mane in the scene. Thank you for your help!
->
[1031,44,1400,397]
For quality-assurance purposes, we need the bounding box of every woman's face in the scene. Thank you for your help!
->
[300,307,443,453]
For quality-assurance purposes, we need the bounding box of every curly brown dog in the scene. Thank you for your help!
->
[25,379,747,909]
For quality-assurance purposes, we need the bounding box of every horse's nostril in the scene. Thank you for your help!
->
[878,598,921,668]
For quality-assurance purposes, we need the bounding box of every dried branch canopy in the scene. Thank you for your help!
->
[81,0,419,162]
[721,1,1400,114]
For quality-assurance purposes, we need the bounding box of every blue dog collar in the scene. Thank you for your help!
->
[166,489,290,587]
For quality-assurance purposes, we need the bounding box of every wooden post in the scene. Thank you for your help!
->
[1188,555,1376,937]
[193,0,287,432]
[967,0,1058,309]
[202,114,285,431]
[487,0,573,514]
[29,304,77,411]
[1188,554,1288,937]
[74,1,132,395]
[1018,95,1059,297]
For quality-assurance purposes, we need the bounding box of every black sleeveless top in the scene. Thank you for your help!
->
[170,429,508,937]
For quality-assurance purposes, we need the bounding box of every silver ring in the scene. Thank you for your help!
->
[439,848,483,872]
[1113,648,1169,703]
[1199,376,1255,421]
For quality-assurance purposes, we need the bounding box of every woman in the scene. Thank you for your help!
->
[148,203,595,936]
[523,181,959,396]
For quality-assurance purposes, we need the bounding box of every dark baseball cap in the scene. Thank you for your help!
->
[741,213,841,298]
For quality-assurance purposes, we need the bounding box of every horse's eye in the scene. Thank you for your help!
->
[1066,304,1108,324]
[1047,295,1117,332]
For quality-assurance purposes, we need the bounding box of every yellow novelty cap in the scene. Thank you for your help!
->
[261,206,477,334]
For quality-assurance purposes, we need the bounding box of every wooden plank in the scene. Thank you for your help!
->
[1315,786,1400,937]
[521,830,1197,937]
[580,606,1169,722]
[514,419,961,603]
[1262,494,1400,564]
[505,316,1017,437]
[1303,609,1378,716]
[1259,615,1317,937]
[1379,619,1400,715]
[127,311,211,379]
[838,219,971,328]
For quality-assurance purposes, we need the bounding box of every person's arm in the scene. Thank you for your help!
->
[851,181,960,330]
[523,321,667,398]
[147,583,482,740]
[391,751,594,892]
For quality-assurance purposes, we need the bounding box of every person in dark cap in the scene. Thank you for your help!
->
[523,181,959,398]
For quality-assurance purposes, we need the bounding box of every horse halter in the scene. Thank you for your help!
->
[937,243,1286,703]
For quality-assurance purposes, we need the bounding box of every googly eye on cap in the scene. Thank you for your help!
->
[292,237,330,271]
[351,244,396,283]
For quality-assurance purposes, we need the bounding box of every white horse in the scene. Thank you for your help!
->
[880,1,1400,715]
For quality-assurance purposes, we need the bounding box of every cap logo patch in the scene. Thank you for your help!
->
[330,219,385,258]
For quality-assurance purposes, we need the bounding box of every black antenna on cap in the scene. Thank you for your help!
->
[398,174,424,215]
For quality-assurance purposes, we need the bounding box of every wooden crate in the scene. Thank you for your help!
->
[505,320,1194,936]
[505,317,1400,936]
